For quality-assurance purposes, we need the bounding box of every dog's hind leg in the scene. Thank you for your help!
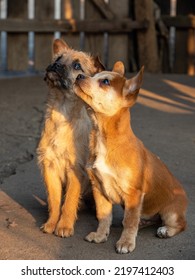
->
[139,214,161,229]
[157,211,186,238]
[157,189,187,238]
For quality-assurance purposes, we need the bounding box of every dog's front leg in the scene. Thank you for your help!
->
[85,177,112,243]
[55,167,81,237]
[116,190,143,254]
[41,164,62,234]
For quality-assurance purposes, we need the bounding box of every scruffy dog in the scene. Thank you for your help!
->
[37,39,104,237]
[74,62,188,253]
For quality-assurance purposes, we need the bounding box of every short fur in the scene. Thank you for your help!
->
[37,39,104,237]
[74,62,188,253]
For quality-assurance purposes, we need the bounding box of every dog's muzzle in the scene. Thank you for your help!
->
[44,62,71,89]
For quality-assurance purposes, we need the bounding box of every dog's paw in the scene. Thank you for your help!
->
[85,231,108,243]
[55,226,74,238]
[157,226,168,238]
[115,239,136,254]
[41,222,56,234]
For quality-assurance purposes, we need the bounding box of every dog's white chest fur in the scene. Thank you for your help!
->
[94,139,115,177]
[93,134,123,203]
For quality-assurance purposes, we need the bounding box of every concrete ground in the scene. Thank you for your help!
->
[0,73,194,260]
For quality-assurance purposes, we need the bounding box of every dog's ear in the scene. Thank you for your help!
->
[93,55,105,72]
[112,61,125,76]
[53,39,70,56]
[123,66,144,107]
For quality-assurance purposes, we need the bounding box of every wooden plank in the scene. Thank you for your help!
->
[107,0,129,71]
[157,1,195,74]
[128,0,139,72]
[162,15,195,28]
[90,0,115,20]
[34,0,54,71]
[0,18,148,33]
[0,32,1,70]
[187,28,195,75]
[173,33,188,74]
[84,0,105,63]
[173,0,194,73]
[135,0,160,73]
[61,0,80,50]
[7,0,28,71]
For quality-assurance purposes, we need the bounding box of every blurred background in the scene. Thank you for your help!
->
[0,0,195,75]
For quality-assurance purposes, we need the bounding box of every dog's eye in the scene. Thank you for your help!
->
[101,79,110,86]
[73,62,82,70]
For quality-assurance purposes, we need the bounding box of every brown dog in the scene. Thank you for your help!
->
[74,62,188,253]
[37,39,104,237]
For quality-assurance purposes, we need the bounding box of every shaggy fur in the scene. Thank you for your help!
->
[37,39,104,237]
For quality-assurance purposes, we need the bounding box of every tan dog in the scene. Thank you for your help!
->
[74,62,188,253]
[37,39,104,237]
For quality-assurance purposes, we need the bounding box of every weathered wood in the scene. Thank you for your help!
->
[90,0,115,20]
[61,0,80,50]
[84,0,106,63]
[0,18,148,33]
[173,0,194,74]
[187,28,195,75]
[135,0,160,73]
[7,0,28,71]
[162,15,195,28]
[107,0,129,71]
[34,0,54,71]
[0,32,2,70]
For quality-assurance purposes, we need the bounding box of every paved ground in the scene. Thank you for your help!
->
[0,73,194,260]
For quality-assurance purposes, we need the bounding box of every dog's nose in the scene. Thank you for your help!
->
[46,62,64,73]
[76,74,85,80]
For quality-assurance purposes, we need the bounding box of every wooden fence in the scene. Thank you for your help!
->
[0,0,195,74]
